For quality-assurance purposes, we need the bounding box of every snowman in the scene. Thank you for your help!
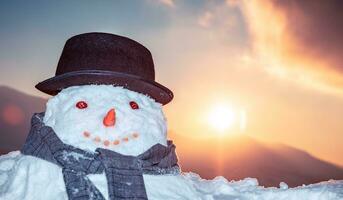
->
[0,33,204,200]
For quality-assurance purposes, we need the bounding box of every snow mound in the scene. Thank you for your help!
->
[184,172,343,200]
[1,151,343,200]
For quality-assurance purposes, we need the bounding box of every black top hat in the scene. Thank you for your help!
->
[35,32,173,105]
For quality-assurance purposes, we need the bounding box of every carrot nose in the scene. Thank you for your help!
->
[103,108,116,127]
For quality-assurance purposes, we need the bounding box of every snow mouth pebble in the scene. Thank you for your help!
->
[113,140,120,145]
[0,159,16,171]
[103,140,110,146]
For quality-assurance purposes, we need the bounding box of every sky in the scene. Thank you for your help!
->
[0,0,343,166]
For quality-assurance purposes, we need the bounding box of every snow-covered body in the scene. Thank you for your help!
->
[0,152,200,200]
[1,151,343,200]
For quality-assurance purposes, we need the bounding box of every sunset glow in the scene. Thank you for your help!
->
[207,103,246,134]
[2,103,24,126]
[208,104,234,132]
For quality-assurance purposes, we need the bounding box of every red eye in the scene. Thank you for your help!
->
[129,101,139,109]
[76,101,88,109]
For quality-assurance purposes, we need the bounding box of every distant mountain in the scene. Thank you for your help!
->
[1,85,343,187]
[0,86,46,152]
[172,133,343,187]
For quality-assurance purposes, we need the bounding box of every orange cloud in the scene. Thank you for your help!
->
[198,11,213,28]
[239,0,343,96]
[158,0,175,7]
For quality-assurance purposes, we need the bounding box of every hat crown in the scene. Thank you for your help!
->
[56,32,155,80]
[35,32,173,105]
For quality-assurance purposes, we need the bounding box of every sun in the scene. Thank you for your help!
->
[208,104,236,133]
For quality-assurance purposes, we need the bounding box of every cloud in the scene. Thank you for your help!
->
[196,1,244,35]
[273,0,343,70]
[198,11,213,28]
[146,0,175,8]
[225,0,240,8]
[238,0,343,96]
[158,0,175,7]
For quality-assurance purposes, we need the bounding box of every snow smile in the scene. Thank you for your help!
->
[83,131,139,147]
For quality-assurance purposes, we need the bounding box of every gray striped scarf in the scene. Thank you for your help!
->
[21,113,180,200]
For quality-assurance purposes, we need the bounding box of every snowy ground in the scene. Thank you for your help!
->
[185,173,343,200]
[0,151,343,200]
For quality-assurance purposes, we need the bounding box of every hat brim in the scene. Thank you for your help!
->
[35,70,173,105]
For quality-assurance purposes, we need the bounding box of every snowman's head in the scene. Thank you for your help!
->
[43,85,168,156]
